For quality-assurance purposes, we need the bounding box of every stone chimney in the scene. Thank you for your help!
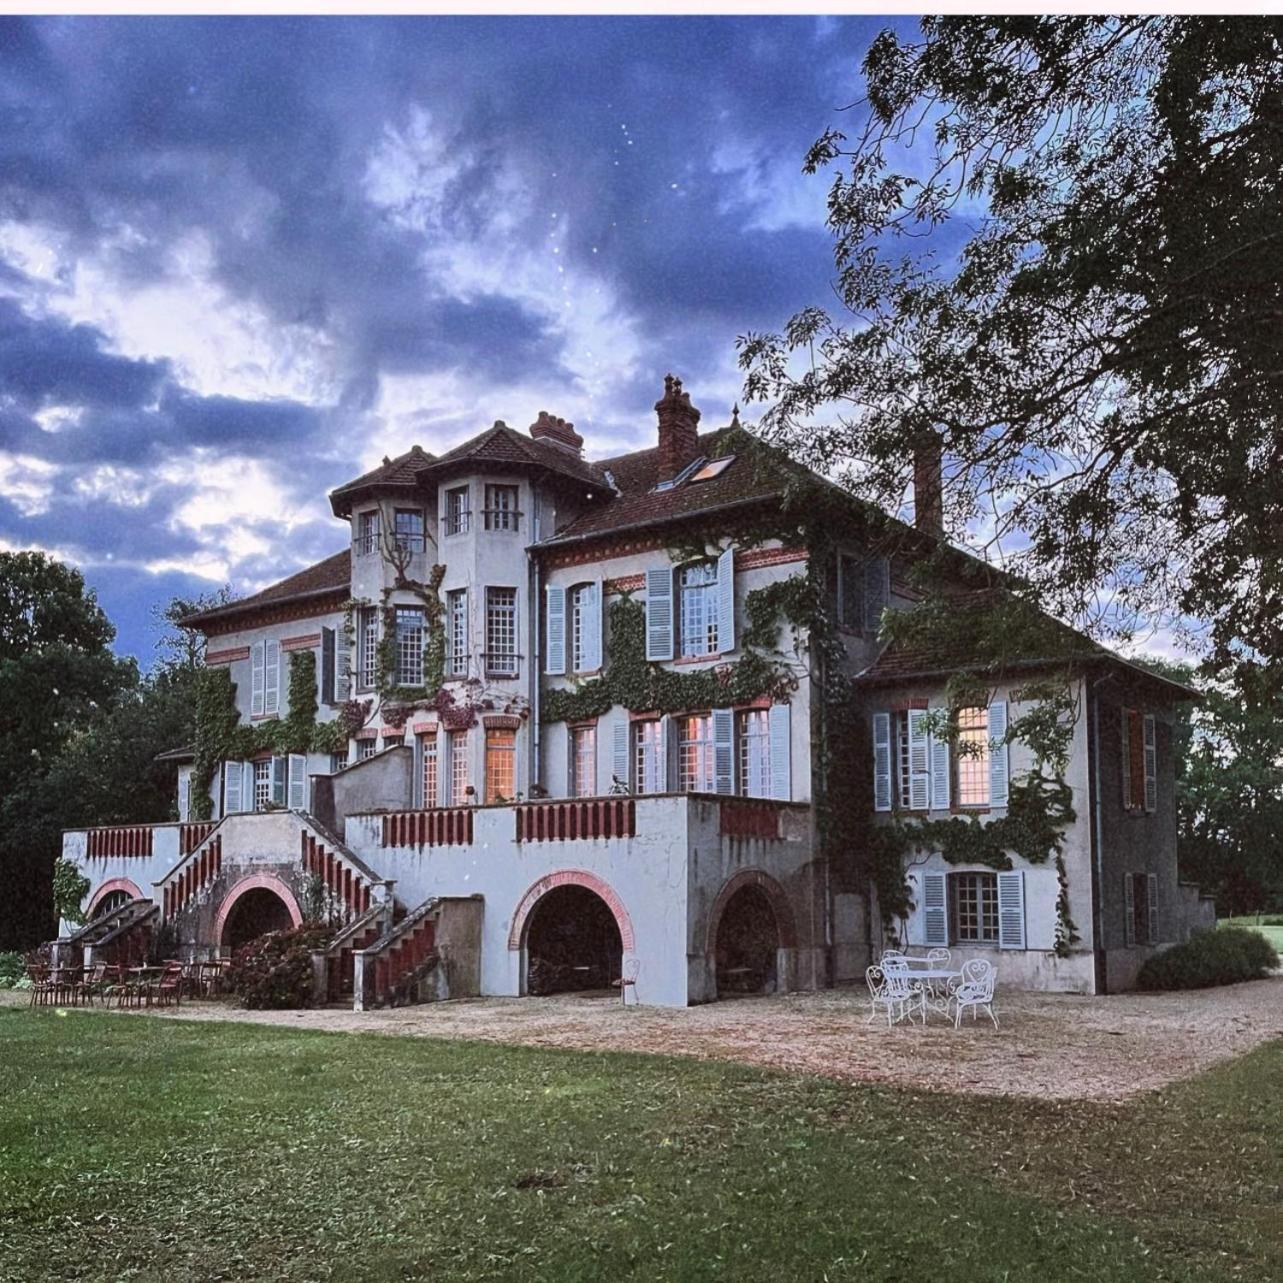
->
[529,410,584,456]
[655,373,701,479]
[913,432,944,537]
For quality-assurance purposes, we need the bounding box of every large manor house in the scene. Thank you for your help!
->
[60,376,1214,1007]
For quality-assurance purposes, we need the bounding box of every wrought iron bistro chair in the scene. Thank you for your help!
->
[949,958,999,1030]
[865,962,920,1027]
[618,957,640,1007]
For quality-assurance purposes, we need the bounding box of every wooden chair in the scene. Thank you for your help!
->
[149,964,184,1009]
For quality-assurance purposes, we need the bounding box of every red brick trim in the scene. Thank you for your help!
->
[889,697,931,712]
[206,646,250,665]
[411,721,439,736]
[673,653,723,666]
[704,868,798,954]
[86,877,145,916]
[628,709,661,721]
[737,546,807,571]
[567,717,599,730]
[483,714,522,730]
[604,574,644,595]
[200,592,347,638]
[508,869,635,952]
[354,727,379,741]
[542,534,669,571]
[281,633,321,652]
[734,695,773,711]
[214,874,303,946]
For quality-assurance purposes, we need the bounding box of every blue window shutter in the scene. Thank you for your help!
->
[1124,872,1136,945]
[412,735,424,808]
[989,700,1009,807]
[712,708,735,794]
[251,642,265,717]
[320,628,335,704]
[287,754,307,810]
[923,872,948,946]
[645,567,674,660]
[863,557,890,636]
[612,719,629,791]
[1143,714,1158,812]
[545,585,566,675]
[997,871,1026,949]
[223,761,243,815]
[768,703,791,800]
[660,714,676,791]
[264,639,281,715]
[271,755,287,806]
[177,771,190,823]
[715,545,736,653]
[872,712,892,812]
[907,709,930,811]
[930,720,950,811]
[582,582,603,671]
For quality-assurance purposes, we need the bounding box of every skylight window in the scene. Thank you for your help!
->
[690,456,735,483]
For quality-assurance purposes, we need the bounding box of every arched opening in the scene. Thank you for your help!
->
[220,887,295,952]
[92,889,134,919]
[525,884,622,996]
[715,884,780,997]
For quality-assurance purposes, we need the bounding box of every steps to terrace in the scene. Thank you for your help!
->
[66,898,158,968]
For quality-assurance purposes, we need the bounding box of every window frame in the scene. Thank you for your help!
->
[447,729,469,805]
[953,705,991,808]
[393,508,426,554]
[677,712,716,793]
[446,588,468,678]
[484,586,518,677]
[483,483,520,532]
[356,606,379,693]
[950,871,999,944]
[484,728,515,803]
[677,560,719,659]
[570,724,597,798]
[736,708,771,799]
[356,509,382,557]
[444,486,471,537]
[632,719,663,795]
[394,606,426,686]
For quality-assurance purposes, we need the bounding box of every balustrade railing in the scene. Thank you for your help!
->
[163,834,223,918]
[380,808,474,848]
[514,797,636,843]
[85,825,156,858]
[179,821,218,855]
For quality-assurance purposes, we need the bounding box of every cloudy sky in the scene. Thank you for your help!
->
[0,14,909,661]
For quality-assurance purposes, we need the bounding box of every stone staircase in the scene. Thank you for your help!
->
[66,898,159,967]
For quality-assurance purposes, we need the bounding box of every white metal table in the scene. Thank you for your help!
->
[885,965,961,1024]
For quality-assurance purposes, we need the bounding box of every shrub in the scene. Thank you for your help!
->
[225,924,333,1010]
[0,951,26,989]
[1138,926,1279,992]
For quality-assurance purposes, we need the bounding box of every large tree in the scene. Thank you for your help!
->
[741,17,1283,676]
[0,552,129,948]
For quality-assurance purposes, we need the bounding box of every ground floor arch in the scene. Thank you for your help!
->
[707,869,798,998]
[509,870,634,997]
[86,878,144,919]
[216,874,303,954]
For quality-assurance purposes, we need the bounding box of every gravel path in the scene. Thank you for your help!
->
[11,977,1282,1101]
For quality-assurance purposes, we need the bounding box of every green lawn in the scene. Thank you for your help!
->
[1221,914,1283,955]
[1,1010,1279,1283]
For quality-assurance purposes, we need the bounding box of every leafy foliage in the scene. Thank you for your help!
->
[740,17,1283,682]
[225,924,333,1010]
[52,859,91,927]
[0,950,25,988]
[1137,925,1278,991]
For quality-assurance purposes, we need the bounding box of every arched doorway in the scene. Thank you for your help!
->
[524,884,622,996]
[93,890,133,919]
[217,876,303,954]
[714,884,781,997]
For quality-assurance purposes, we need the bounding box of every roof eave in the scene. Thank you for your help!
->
[179,583,348,631]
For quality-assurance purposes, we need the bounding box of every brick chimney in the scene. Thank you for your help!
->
[529,410,584,456]
[655,374,701,479]
[913,433,944,537]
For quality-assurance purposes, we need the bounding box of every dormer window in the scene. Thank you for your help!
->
[444,486,470,536]
[356,510,381,557]
[689,456,735,483]
[393,509,425,554]
[483,484,520,532]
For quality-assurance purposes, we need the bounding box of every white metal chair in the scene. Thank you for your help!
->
[619,957,640,1007]
[926,947,951,967]
[950,958,998,1029]
[866,962,919,1026]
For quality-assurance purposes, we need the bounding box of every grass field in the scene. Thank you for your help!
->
[1,1009,1280,1283]
[1221,914,1283,955]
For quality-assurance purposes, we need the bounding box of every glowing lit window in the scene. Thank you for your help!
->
[955,706,990,807]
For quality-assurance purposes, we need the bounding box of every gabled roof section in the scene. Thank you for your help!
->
[538,427,792,546]
[180,549,351,631]
[330,445,436,517]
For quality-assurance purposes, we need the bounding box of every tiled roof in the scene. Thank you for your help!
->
[539,427,791,545]
[180,549,350,628]
[329,445,437,514]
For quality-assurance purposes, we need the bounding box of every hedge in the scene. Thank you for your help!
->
[1137,926,1279,992]
[225,924,334,1009]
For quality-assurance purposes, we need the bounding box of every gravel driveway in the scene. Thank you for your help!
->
[12,977,1282,1101]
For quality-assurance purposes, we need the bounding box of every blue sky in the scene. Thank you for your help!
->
[0,14,909,662]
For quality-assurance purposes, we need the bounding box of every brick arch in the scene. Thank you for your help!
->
[86,877,145,916]
[704,868,798,955]
[507,869,635,952]
[214,873,303,946]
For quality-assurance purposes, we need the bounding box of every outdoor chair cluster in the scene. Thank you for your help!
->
[24,958,229,1009]
[865,950,999,1029]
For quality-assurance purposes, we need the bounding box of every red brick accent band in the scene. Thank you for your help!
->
[85,826,155,858]
[604,574,644,594]
[200,592,347,639]
[704,867,798,953]
[508,869,635,952]
[737,546,807,571]
[281,633,321,652]
[354,727,379,740]
[86,877,145,916]
[483,714,522,730]
[381,808,474,848]
[206,646,251,665]
[411,721,439,735]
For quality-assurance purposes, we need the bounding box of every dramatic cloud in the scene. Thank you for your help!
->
[0,15,898,658]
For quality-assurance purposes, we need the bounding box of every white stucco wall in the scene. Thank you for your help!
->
[60,823,184,931]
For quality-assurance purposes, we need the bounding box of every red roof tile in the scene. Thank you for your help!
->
[181,549,350,629]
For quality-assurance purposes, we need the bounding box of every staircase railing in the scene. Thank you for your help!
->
[352,898,442,1011]
[298,816,392,921]
[158,823,225,919]
[311,899,396,1004]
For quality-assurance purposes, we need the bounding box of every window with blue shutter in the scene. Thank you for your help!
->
[251,642,265,717]
[997,870,1026,949]
[922,872,948,946]
[223,760,243,815]
[320,628,336,704]
[872,712,892,811]
[768,703,791,800]
[611,719,630,792]
[287,754,307,810]
[270,755,287,807]
[1143,714,1158,812]
[545,585,566,675]
[988,699,1009,807]
[929,716,950,811]
[712,708,735,794]
[579,582,603,671]
[907,709,931,811]
[1147,872,1159,944]
[715,546,735,652]
[645,567,674,660]
[264,639,281,715]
